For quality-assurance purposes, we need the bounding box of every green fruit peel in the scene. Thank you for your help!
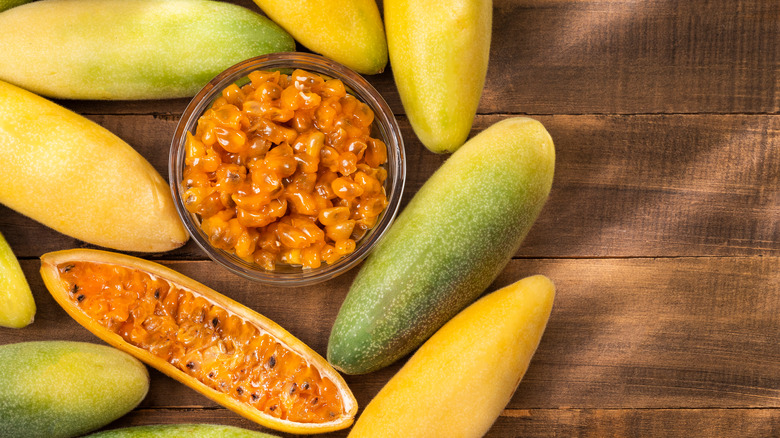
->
[0,341,149,438]
[328,117,555,374]
[0,0,295,99]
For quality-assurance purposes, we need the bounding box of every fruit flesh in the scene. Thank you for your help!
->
[40,249,358,434]
[0,341,149,438]
[0,80,188,252]
[0,0,295,99]
[251,0,387,75]
[55,260,344,423]
[182,69,389,270]
[384,0,491,153]
[348,275,555,438]
[328,117,555,374]
[0,231,35,328]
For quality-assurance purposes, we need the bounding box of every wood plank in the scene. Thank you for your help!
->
[55,0,779,116]
[485,0,779,115]
[4,256,777,411]
[92,407,780,438]
[491,408,780,438]
[1,1,774,436]
[2,114,776,258]
[500,257,780,410]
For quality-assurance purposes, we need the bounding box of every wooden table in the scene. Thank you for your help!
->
[1,0,777,436]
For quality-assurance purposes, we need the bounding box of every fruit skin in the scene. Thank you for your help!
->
[0,0,32,12]
[384,0,491,153]
[0,231,35,328]
[85,424,281,438]
[39,249,358,435]
[0,81,188,252]
[251,0,387,75]
[347,275,555,438]
[0,341,150,438]
[0,0,295,100]
[328,117,555,374]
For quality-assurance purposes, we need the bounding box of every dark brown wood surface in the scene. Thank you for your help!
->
[1,0,778,437]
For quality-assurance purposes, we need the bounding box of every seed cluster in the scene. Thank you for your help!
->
[58,261,344,423]
[182,69,389,270]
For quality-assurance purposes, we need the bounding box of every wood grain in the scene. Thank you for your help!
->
[56,0,780,116]
[95,408,780,438]
[6,256,778,410]
[0,0,776,436]
[5,256,777,436]
[2,114,776,258]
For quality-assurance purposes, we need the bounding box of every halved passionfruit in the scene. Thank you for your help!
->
[40,249,357,434]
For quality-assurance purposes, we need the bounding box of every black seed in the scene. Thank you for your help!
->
[153,289,160,299]
[269,405,276,411]
[289,382,297,395]
[251,393,259,402]
[329,411,336,417]
[208,371,215,378]
[63,264,74,272]
[76,294,85,302]
[302,382,310,390]
[212,317,219,327]
[311,397,318,405]
[268,355,276,368]
[236,386,244,395]
[186,361,195,369]
[70,284,80,294]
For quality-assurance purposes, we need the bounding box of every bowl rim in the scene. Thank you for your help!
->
[169,52,405,286]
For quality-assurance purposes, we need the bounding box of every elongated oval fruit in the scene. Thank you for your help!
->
[0,231,35,328]
[251,0,387,75]
[0,341,150,438]
[328,117,555,374]
[0,0,295,99]
[384,0,491,153]
[348,275,555,437]
[0,81,188,252]
[85,424,281,438]
[40,249,357,434]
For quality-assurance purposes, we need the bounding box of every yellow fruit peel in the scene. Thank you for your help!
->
[40,249,357,435]
[252,0,387,75]
[0,81,188,252]
[384,0,492,153]
[349,275,555,438]
[0,231,35,328]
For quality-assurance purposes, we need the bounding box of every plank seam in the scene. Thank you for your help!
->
[15,255,779,262]
[76,111,780,117]
[128,406,780,412]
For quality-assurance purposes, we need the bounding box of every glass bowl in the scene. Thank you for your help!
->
[170,52,405,286]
